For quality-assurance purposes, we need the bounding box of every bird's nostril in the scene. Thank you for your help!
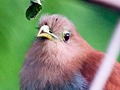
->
[41,30,44,33]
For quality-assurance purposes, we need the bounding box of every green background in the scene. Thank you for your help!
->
[0,0,120,89]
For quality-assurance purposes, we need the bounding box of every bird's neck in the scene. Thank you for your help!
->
[80,49,104,83]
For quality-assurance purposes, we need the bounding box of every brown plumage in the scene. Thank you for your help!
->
[20,14,120,90]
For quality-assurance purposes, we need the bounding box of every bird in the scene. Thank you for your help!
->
[20,14,120,90]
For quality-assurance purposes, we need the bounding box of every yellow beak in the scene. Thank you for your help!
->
[37,25,59,40]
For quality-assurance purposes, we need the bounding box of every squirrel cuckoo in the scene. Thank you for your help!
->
[20,14,120,90]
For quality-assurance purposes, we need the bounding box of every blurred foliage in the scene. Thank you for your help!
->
[26,0,43,20]
[0,0,120,90]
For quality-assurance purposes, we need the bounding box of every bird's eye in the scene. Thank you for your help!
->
[62,31,70,42]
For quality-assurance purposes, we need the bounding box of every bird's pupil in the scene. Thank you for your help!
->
[64,33,70,42]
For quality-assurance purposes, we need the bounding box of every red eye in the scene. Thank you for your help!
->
[64,33,70,42]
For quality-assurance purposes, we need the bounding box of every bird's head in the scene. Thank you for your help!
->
[27,14,92,65]
[37,14,79,43]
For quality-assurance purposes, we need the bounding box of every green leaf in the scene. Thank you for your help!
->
[26,0,43,20]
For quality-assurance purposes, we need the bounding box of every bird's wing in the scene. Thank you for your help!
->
[114,62,120,77]
[104,61,120,90]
